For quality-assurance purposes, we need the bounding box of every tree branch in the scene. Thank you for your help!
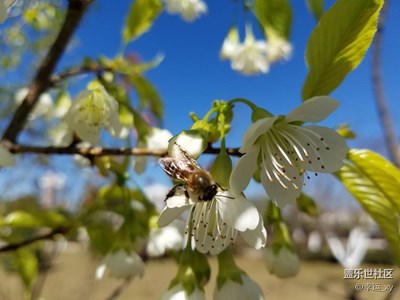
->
[371,0,400,167]
[48,62,111,87]
[0,226,70,252]
[2,141,242,157]
[2,0,93,143]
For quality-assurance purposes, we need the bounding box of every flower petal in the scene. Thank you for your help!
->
[229,146,259,195]
[295,125,348,172]
[240,215,267,249]
[157,204,190,228]
[260,159,303,207]
[95,264,106,280]
[240,117,276,153]
[217,192,259,231]
[169,131,206,159]
[286,96,339,123]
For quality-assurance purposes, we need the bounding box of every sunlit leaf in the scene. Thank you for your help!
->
[305,0,324,21]
[129,74,163,118]
[302,0,384,100]
[253,0,292,39]
[336,124,356,139]
[296,193,318,217]
[13,248,38,290]
[335,149,400,264]
[5,210,66,228]
[122,0,162,43]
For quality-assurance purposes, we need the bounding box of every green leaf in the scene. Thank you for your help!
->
[305,0,324,21]
[253,0,292,40]
[13,248,38,290]
[122,0,162,43]
[129,74,163,118]
[210,148,232,188]
[5,210,66,228]
[302,0,383,100]
[335,149,400,265]
[296,193,318,217]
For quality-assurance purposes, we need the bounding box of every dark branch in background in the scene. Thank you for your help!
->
[0,227,70,252]
[2,141,242,157]
[48,62,112,87]
[371,0,400,167]
[2,0,93,143]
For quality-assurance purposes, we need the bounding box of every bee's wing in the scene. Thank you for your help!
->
[171,143,201,168]
[158,157,196,181]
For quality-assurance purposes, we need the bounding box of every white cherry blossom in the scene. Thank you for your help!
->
[267,37,293,63]
[230,23,269,75]
[161,283,205,300]
[134,128,173,173]
[220,26,240,60]
[15,88,53,121]
[147,219,185,257]
[95,249,144,279]
[265,246,300,278]
[327,227,369,268]
[65,83,124,144]
[158,187,266,255]
[164,0,207,22]
[214,273,264,300]
[230,96,348,207]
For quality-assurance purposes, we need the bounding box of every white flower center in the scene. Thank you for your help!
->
[259,122,331,189]
[187,200,237,253]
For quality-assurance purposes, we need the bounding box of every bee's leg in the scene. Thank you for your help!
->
[216,182,226,191]
[164,184,183,202]
[164,184,184,201]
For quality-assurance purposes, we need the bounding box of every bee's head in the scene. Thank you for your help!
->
[201,184,218,201]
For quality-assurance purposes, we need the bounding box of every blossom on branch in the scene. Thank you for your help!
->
[161,283,205,300]
[65,82,125,144]
[95,249,144,280]
[230,96,348,207]
[147,219,185,257]
[158,187,266,255]
[214,273,264,300]
[229,23,269,75]
[265,246,300,278]
[163,0,207,22]
[266,36,293,63]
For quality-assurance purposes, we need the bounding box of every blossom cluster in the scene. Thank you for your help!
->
[220,23,292,75]
[163,0,207,22]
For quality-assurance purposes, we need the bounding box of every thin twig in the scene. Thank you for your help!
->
[48,63,112,87]
[2,141,242,157]
[0,227,70,252]
[2,0,93,143]
[371,0,400,167]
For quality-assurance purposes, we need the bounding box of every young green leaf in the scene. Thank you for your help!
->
[296,193,318,217]
[305,0,324,21]
[13,249,38,290]
[335,149,400,265]
[302,0,384,100]
[123,0,162,44]
[5,210,66,228]
[253,0,292,40]
[129,74,163,119]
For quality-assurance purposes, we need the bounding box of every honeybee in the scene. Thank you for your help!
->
[159,143,218,201]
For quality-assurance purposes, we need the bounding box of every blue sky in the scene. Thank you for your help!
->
[68,0,400,151]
